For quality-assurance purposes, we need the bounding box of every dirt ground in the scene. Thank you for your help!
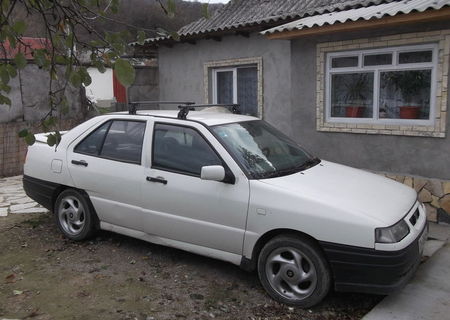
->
[0,212,382,320]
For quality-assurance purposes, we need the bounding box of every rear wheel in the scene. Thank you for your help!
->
[257,235,331,308]
[54,189,96,241]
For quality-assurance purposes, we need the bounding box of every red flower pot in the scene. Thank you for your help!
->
[345,106,365,118]
[399,106,420,119]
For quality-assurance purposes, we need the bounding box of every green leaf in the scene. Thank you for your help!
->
[43,116,56,128]
[55,55,68,65]
[18,129,28,137]
[12,21,26,35]
[6,64,17,78]
[69,71,82,87]
[0,94,11,105]
[169,31,180,42]
[94,60,106,73]
[137,31,146,45]
[65,33,74,49]
[50,68,58,80]
[167,0,176,18]
[111,0,119,13]
[0,65,10,84]
[2,0,11,11]
[202,3,210,19]
[14,53,27,69]
[55,131,62,146]
[7,35,16,48]
[79,68,92,86]
[60,97,69,114]
[33,49,49,68]
[47,134,56,146]
[25,132,35,146]
[114,59,135,87]
[0,83,11,93]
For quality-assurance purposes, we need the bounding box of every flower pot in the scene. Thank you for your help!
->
[399,106,420,119]
[345,106,365,118]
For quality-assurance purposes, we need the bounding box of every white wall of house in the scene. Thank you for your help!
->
[86,67,114,102]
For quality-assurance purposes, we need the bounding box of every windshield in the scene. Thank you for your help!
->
[212,120,319,179]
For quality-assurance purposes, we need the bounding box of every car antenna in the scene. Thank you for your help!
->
[128,101,195,115]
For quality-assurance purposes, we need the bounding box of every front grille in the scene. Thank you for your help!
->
[409,208,420,225]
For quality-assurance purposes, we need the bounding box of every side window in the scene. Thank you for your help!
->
[74,120,146,164]
[101,120,146,164]
[74,121,111,155]
[153,123,222,176]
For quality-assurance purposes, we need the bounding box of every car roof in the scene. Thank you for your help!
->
[111,109,258,126]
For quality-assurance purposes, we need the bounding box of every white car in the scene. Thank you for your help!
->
[23,107,427,307]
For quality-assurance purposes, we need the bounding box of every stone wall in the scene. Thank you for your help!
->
[0,119,81,177]
[382,173,450,223]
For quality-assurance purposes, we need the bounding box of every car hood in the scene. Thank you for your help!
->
[259,160,417,225]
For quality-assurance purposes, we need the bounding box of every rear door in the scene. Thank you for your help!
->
[141,119,250,255]
[67,118,148,231]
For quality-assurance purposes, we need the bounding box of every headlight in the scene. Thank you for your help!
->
[375,219,410,243]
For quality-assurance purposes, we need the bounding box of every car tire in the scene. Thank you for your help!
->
[257,234,331,308]
[54,189,97,241]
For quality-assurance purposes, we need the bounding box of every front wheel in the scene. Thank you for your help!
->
[54,189,97,241]
[257,235,331,308]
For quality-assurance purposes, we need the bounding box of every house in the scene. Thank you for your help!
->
[135,0,450,222]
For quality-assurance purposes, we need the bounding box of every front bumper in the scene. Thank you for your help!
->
[320,223,427,295]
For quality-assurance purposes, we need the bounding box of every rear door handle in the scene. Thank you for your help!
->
[71,160,88,167]
[146,176,167,185]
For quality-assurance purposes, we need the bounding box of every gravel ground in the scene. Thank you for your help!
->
[0,211,383,320]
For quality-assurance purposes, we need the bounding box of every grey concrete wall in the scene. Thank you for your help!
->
[289,23,450,180]
[0,64,85,123]
[128,66,159,104]
[157,22,450,180]
[158,33,294,136]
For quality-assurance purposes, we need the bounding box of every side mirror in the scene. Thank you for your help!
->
[201,165,225,182]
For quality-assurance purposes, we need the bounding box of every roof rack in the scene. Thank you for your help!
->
[177,103,240,119]
[128,101,195,115]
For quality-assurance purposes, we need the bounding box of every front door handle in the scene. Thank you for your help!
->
[71,160,88,167]
[146,176,167,185]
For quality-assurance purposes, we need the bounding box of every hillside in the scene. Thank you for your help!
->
[15,0,223,41]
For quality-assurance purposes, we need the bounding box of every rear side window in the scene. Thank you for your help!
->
[101,121,146,163]
[75,120,146,164]
[153,123,221,176]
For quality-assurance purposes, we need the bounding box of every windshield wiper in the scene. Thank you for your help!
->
[257,157,321,179]
[300,157,321,170]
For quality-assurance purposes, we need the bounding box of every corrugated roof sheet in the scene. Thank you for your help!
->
[139,0,397,45]
[263,0,450,35]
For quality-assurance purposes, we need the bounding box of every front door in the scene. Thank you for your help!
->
[141,120,249,255]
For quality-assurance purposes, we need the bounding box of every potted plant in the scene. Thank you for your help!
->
[387,70,430,119]
[343,74,369,118]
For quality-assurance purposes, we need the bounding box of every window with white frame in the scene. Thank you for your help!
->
[212,65,258,116]
[326,44,437,124]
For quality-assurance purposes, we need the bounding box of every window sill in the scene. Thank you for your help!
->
[317,121,445,138]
